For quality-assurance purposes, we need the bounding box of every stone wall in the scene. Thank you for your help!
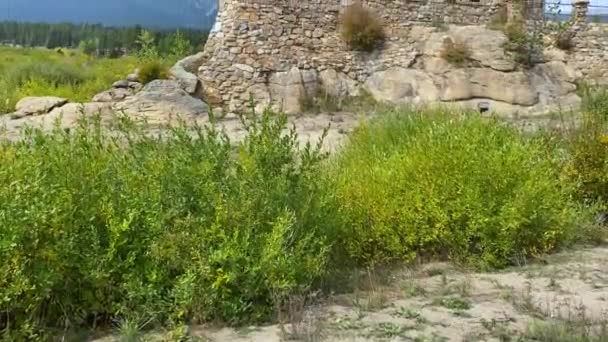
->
[546,0,608,85]
[571,23,608,85]
[198,0,503,111]
[197,0,608,114]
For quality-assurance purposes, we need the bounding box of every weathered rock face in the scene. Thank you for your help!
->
[1,102,115,140]
[114,80,209,125]
[365,68,439,104]
[170,52,205,97]
[267,67,318,114]
[319,69,359,98]
[11,96,68,118]
[422,26,516,72]
[92,88,132,103]
[439,68,539,106]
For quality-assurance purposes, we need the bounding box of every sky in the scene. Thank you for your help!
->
[0,0,217,29]
[548,0,608,15]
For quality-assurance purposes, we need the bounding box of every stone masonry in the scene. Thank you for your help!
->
[198,0,504,112]
[197,0,608,113]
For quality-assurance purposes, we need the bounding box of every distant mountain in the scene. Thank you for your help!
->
[0,0,217,29]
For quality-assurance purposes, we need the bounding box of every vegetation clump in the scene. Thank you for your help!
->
[331,108,585,269]
[0,111,337,338]
[440,39,471,67]
[0,46,138,113]
[502,20,538,66]
[561,86,608,208]
[137,60,170,84]
[340,3,385,52]
[2,90,608,338]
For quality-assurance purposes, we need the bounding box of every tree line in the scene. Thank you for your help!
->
[0,21,208,57]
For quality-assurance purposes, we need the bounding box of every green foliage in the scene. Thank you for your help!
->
[561,87,608,208]
[136,30,160,62]
[502,20,539,66]
[340,3,385,52]
[0,47,137,113]
[138,60,170,84]
[168,30,193,60]
[331,108,583,269]
[440,40,471,67]
[0,21,207,57]
[0,110,336,337]
[79,38,99,56]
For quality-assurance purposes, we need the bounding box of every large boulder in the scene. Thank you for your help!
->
[11,96,68,119]
[364,67,439,104]
[268,67,319,114]
[170,52,205,96]
[246,84,274,113]
[529,61,580,112]
[174,52,206,73]
[112,80,130,89]
[319,69,359,98]
[2,102,115,140]
[92,88,133,102]
[440,68,539,106]
[114,80,209,125]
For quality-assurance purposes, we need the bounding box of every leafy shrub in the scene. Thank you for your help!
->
[138,60,169,84]
[331,108,583,269]
[440,39,471,67]
[340,3,385,52]
[0,110,337,337]
[561,87,608,207]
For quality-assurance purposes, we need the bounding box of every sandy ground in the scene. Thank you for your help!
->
[89,245,608,342]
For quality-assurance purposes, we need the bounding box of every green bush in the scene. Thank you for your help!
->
[138,60,169,84]
[340,3,385,52]
[562,87,608,207]
[331,108,583,269]
[0,111,336,337]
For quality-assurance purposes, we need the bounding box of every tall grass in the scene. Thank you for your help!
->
[0,47,137,113]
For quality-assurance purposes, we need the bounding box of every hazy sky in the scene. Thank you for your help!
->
[548,0,608,14]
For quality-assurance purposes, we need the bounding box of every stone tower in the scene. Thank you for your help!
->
[197,0,506,113]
